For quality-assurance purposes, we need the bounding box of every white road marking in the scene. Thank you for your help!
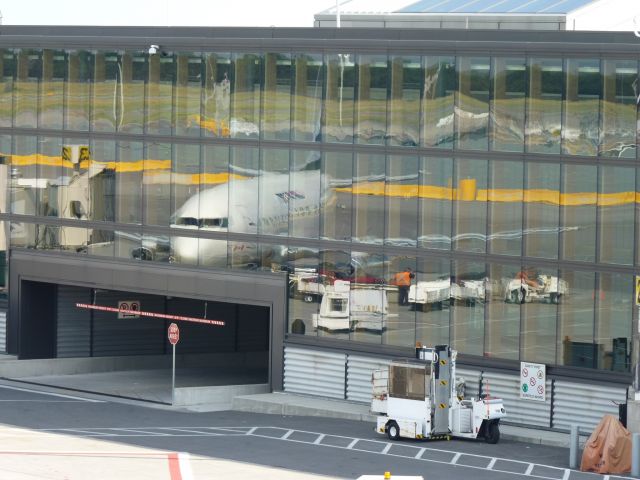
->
[313,434,325,445]
[381,443,392,454]
[450,452,461,464]
[0,384,104,402]
[281,429,294,440]
[561,469,570,480]
[414,448,425,459]
[487,458,497,469]
[159,427,226,436]
[524,463,534,475]
[346,439,359,449]
[113,428,171,436]
[178,452,194,480]
[0,399,89,403]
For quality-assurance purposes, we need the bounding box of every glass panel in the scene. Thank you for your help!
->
[0,223,7,299]
[385,255,416,347]
[353,153,384,245]
[14,49,40,128]
[350,251,385,344]
[33,224,60,250]
[415,257,450,348]
[419,156,452,250]
[561,164,596,262]
[355,54,387,145]
[287,247,319,336]
[39,50,65,129]
[290,150,321,239]
[488,160,523,256]
[321,151,352,241]
[456,57,490,151]
[115,229,141,260]
[65,50,92,131]
[262,53,291,141]
[36,137,62,217]
[599,166,634,265]
[486,262,520,360]
[454,158,487,253]
[228,240,258,269]
[55,226,87,253]
[90,139,116,222]
[259,148,289,236]
[527,58,563,154]
[257,242,287,272]
[323,53,354,143]
[143,142,171,226]
[491,57,525,152]
[87,229,114,257]
[146,51,175,135]
[232,53,261,139]
[600,59,637,158]
[116,141,143,224]
[596,273,632,372]
[451,260,485,356]
[171,144,200,232]
[61,139,90,222]
[386,155,418,247]
[315,249,351,340]
[92,51,118,132]
[292,53,322,142]
[521,264,560,364]
[563,59,600,156]
[0,50,15,128]
[524,162,559,259]
[229,147,258,234]
[174,52,202,137]
[120,51,146,134]
[388,55,420,147]
[198,238,228,268]
[11,135,37,216]
[558,270,595,369]
[422,56,456,149]
[10,220,35,248]
[202,53,231,138]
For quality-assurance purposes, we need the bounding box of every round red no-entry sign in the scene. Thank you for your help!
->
[168,323,180,345]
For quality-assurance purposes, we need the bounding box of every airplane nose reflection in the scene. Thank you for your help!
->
[171,236,228,267]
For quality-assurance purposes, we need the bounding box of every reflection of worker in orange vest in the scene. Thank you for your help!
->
[515,269,537,288]
[391,268,415,306]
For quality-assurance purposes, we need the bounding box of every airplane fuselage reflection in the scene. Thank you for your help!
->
[170,170,323,267]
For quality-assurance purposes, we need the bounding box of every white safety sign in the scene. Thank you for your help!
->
[520,361,546,402]
[117,300,140,319]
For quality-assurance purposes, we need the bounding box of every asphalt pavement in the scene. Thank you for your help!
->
[0,379,631,480]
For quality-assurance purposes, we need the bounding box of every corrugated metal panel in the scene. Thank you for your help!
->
[456,367,482,399]
[57,285,91,358]
[552,380,627,432]
[0,310,6,353]
[92,291,165,357]
[346,355,392,403]
[284,346,346,399]
[482,370,551,428]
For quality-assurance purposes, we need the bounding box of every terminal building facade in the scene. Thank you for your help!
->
[0,25,638,429]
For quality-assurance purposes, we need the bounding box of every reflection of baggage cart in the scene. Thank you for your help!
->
[504,275,568,304]
[312,281,388,333]
[450,279,486,306]
[408,279,450,310]
[373,345,506,443]
[288,269,328,303]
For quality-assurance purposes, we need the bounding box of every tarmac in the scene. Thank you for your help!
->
[231,391,583,448]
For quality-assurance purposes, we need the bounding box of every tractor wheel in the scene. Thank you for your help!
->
[485,421,500,444]
[387,421,400,441]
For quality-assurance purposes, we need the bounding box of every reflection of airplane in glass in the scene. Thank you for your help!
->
[170,170,324,267]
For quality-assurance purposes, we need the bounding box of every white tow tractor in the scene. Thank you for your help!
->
[504,275,568,304]
[372,345,506,443]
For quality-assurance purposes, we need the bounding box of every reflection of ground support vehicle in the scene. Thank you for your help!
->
[372,345,506,443]
[450,279,486,305]
[505,275,568,304]
[408,279,450,310]
[312,281,389,333]
[289,269,328,303]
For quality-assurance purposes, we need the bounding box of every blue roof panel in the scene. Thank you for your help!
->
[398,0,595,13]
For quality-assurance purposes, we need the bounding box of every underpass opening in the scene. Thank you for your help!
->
[17,281,270,406]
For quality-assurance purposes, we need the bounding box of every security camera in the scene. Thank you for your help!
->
[148,44,159,55]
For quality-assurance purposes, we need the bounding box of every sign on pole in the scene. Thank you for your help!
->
[118,300,140,319]
[168,323,180,345]
[635,276,640,306]
[520,361,546,402]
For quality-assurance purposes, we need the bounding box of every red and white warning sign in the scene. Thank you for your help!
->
[118,300,140,319]
[168,323,180,345]
[520,361,546,402]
